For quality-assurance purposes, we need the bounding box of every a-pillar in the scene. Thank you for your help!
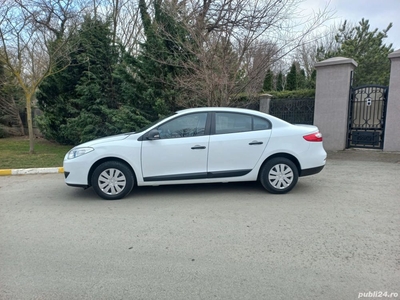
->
[314,57,358,151]
[383,49,400,152]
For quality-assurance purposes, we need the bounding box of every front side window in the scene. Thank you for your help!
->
[157,113,208,139]
[215,113,271,134]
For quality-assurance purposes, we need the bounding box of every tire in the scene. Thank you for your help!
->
[91,161,134,200]
[260,157,299,194]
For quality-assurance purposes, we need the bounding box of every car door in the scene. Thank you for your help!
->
[141,112,210,181]
[207,112,272,176]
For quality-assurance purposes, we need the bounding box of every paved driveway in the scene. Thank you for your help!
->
[0,150,399,300]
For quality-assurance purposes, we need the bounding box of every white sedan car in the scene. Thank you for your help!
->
[64,107,326,200]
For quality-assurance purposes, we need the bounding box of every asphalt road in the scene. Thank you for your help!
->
[0,150,399,300]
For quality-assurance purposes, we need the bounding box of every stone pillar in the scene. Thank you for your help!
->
[314,57,358,151]
[259,94,272,114]
[383,49,400,152]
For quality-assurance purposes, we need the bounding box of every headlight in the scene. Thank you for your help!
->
[67,147,94,159]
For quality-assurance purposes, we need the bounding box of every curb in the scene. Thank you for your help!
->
[0,167,64,176]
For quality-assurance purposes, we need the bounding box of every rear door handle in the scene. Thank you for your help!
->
[249,141,263,145]
[191,145,206,150]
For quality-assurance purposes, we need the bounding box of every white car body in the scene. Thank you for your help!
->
[64,107,327,199]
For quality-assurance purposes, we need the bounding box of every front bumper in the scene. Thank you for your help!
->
[63,156,93,186]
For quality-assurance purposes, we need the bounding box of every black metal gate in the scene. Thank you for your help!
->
[347,85,388,149]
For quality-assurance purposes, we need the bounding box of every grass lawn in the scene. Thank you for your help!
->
[0,137,72,169]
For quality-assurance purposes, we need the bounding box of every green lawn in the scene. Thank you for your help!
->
[0,137,72,169]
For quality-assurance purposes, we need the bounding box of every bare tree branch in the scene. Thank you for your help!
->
[0,0,79,152]
[148,0,333,107]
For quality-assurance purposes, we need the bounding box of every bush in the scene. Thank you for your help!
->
[267,89,315,99]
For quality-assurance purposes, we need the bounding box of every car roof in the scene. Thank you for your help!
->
[177,107,265,116]
[175,107,289,124]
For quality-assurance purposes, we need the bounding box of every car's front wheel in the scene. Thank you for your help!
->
[260,157,299,194]
[91,161,134,200]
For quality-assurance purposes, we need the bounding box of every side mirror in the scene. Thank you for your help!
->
[146,129,160,140]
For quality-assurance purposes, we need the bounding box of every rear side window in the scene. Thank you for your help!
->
[215,113,271,134]
[216,113,252,134]
[253,116,271,130]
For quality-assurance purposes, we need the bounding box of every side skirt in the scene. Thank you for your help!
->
[143,169,251,182]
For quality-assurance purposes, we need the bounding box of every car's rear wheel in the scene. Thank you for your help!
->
[260,157,298,194]
[91,161,134,200]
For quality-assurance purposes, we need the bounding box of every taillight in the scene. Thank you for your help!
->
[303,131,323,142]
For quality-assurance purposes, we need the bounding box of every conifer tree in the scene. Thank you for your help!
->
[133,0,192,116]
[286,63,297,91]
[297,69,307,89]
[276,71,284,91]
[323,19,393,86]
[38,16,149,144]
[263,69,274,91]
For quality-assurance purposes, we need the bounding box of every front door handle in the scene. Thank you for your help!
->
[191,145,206,150]
[249,141,263,145]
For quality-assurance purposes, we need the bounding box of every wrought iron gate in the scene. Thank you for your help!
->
[347,85,388,149]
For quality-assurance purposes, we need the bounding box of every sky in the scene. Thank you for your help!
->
[299,0,400,49]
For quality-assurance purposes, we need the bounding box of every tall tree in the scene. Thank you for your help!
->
[242,41,277,96]
[286,63,297,90]
[133,0,193,114]
[297,69,307,89]
[295,23,342,78]
[0,60,24,135]
[0,0,77,152]
[309,69,316,89]
[138,0,332,107]
[276,71,284,91]
[263,69,274,92]
[323,19,393,86]
[38,16,149,144]
[85,0,144,54]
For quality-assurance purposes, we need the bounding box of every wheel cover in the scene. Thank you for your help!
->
[268,163,294,190]
[98,168,127,195]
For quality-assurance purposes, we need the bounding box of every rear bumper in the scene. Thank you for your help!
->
[66,182,89,188]
[300,165,325,177]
